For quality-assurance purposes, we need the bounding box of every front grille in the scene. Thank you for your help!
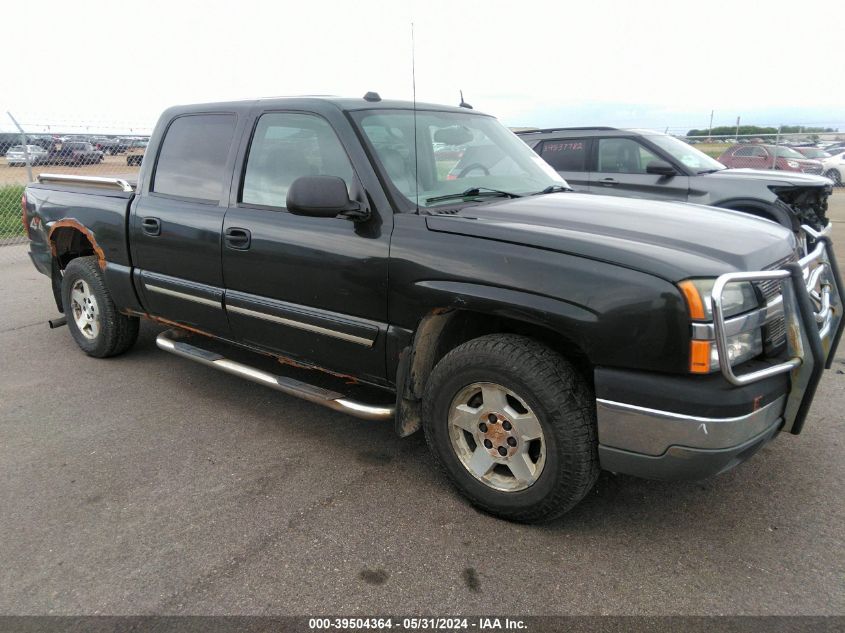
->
[756,254,796,351]
[802,166,823,175]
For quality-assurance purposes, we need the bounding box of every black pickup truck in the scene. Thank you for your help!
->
[22,96,844,522]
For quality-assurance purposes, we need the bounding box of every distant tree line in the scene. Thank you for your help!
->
[686,125,837,137]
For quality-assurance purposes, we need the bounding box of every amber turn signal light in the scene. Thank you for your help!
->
[689,340,712,374]
[679,280,706,320]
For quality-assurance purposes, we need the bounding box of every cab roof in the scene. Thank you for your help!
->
[162,95,490,117]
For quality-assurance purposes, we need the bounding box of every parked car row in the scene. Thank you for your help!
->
[5,141,105,167]
[1,133,150,165]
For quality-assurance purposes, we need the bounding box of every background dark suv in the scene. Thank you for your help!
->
[517,127,833,232]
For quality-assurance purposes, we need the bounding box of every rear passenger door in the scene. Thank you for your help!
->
[221,109,391,384]
[589,137,689,202]
[130,112,239,336]
[535,138,591,191]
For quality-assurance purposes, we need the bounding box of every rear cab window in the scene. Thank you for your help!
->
[152,113,236,202]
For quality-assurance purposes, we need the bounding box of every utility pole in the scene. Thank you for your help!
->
[735,116,741,141]
[708,110,714,139]
[7,112,33,183]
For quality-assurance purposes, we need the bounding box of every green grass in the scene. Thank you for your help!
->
[0,184,26,239]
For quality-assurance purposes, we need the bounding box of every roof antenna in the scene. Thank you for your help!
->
[411,22,419,212]
[459,90,473,109]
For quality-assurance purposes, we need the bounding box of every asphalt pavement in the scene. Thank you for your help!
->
[0,195,843,616]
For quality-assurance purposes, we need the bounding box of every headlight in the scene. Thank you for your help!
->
[787,160,800,169]
[679,278,764,374]
[690,330,764,373]
[678,279,759,321]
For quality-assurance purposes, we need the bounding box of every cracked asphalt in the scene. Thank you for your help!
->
[0,194,843,616]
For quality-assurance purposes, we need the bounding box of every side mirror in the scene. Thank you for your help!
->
[286,175,369,221]
[646,160,677,176]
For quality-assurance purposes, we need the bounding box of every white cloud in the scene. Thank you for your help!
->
[3,0,843,131]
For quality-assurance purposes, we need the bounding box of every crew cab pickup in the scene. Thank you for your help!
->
[22,96,844,522]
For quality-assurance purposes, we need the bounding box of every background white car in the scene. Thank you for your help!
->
[822,150,845,186]
[5,145,48,166]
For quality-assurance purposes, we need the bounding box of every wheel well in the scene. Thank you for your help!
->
[395,308,592,437]
[719,202,776,224]
[50,226,96,269]
[439,310,587,378]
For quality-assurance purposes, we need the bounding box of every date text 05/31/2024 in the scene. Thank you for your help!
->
[308,618,528,630]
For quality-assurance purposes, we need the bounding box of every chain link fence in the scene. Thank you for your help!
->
[675,131,845,180]
[2,117,843,265]
[0,119,152,262]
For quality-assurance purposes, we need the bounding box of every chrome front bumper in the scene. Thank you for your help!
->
[596,226,843,480]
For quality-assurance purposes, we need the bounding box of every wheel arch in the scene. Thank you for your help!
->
[48,220,106,271]
[394,304,593,438]
[714,198,794,230]
[47,220,108,313]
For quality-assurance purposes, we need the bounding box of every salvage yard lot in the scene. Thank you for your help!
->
[0,154,141,187]
[0,194,843,615]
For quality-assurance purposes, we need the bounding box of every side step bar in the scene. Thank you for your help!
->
[155,329,395,422]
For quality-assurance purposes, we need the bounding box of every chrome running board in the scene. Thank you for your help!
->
[155,329,394,422]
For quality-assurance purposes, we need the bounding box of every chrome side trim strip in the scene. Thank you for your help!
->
[145,284,221,308]
[155,329,393,421]
[226,304,374,347]
[596,395,786,456]
[37,173,134,192]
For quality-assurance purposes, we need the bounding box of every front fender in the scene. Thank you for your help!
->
[404,276,689,374]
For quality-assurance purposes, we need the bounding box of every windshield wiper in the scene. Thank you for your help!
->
[425,187,522,204]
[697,168,724,174]
[533,184,572,195]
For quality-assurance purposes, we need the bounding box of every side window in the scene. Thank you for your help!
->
[539,139,588,171]
[733,147,753,157]
[596,138,659,174]
[152,113,236,202]
[241,112,354,208]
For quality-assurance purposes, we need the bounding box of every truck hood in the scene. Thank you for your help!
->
[703,168,831,187]
[425,193,796,282]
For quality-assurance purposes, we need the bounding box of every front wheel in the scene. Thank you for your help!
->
[423,334,598,523]
[825,170,841,186]
[61,256,139,357]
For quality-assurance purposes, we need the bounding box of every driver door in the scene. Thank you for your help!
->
[221,109,392,384]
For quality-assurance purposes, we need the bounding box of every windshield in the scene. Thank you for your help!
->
[798,148,830,159]
[768,146,806,159]
[352,109,566,208]
[646,134,726,173]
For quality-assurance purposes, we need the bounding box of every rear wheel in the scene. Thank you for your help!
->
[423,334,598,523]
[61,256,139,358]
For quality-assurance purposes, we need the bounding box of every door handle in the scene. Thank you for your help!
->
[141,217,161,236]
[224,227,251,250]
[598,177,619,186]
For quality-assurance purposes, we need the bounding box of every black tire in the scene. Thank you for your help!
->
[61,256,139,358]
[422,334,598,523]
[824,170,841,186]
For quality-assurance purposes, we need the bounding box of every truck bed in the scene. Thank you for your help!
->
[25,173,136,279]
